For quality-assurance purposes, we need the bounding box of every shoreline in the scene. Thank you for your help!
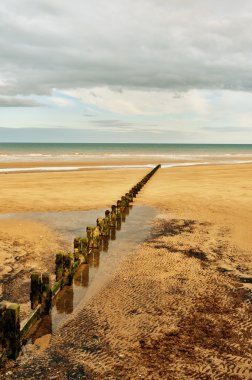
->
[0,159,252,174]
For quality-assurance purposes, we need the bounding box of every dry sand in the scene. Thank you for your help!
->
[1,164,252,379]
[0,167,149,212]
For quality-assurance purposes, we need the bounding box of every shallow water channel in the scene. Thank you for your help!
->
[16,205,157,348]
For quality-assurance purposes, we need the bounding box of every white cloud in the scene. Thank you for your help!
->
[64,87,213,116]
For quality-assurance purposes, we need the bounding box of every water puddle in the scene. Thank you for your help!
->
[20,205,156,349]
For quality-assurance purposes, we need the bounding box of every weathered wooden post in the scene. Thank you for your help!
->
[87,226,101,248]
[125,192,133,203]
[121,196,129,207]
[105,209,111,221]
[73,237,81,263]
[30,272,42,309]
[63,252,73,285]
[30,272,51,314]
[110,205,117,227]
[97,217,104,233]
[41,273,51,314]
[93,226,101,248]
[0,303,7,365]
[86,226,93,247]
[80,237,89,263]
[0,302,20,361]
[5,303,20,360]
[55,253,64,283]
[131,186,137,197]
[103,211,111,237]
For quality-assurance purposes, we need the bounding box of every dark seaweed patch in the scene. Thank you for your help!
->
[151,219,196,238]
[186,249,208,261]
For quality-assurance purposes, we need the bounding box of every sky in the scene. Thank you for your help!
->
[1,0,252,143]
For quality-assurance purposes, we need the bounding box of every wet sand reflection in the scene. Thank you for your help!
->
[27,205,155,346]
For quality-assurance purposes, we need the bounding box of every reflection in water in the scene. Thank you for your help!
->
[27,314,52,347]
[102,237,109,252]
[74,264,89,287]
[27,264,90,346]
[55,286,73,315]
[88,249,100,268]
[27,204,156,347]
[110,227,116,240]
[116,219,121,231]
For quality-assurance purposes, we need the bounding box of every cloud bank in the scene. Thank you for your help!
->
[0,0,252,141]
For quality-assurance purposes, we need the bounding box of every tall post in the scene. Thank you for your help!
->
[0,302,20,361]
[30,272,42,310]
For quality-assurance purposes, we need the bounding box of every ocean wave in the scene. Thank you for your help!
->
[161,160,252,168]
[1,152,252,162]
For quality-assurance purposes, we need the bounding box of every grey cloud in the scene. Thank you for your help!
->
[1,0,252,97]
[0,96,42,107]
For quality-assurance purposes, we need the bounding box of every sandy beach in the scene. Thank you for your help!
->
[2,0,252,378]
[1,163,252,379]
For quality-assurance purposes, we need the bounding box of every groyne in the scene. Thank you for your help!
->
[0,164,160,364]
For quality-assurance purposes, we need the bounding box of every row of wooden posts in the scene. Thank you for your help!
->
[0,164,161,364]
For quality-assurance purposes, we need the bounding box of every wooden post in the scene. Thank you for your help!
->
[105,209,111,226]
[103,216,110,237]
[41,273,51,314]
[55,253,64,282]
[30,272,42,310]
[110,205,117,228]
[73,237,81,262]
[121,196,129,207]
[0,303,7,364]
[63,252,73,285]
[93,226,101,248]
[80,237,89,263]
[0,302,20,361]
[97,217,104,234]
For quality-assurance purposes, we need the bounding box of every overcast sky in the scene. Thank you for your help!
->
[1,0,252,142]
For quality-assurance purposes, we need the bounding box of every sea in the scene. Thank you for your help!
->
[0,143,252,172]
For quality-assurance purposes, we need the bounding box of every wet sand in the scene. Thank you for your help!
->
[1,164,252,379]
[0,168,148,318]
